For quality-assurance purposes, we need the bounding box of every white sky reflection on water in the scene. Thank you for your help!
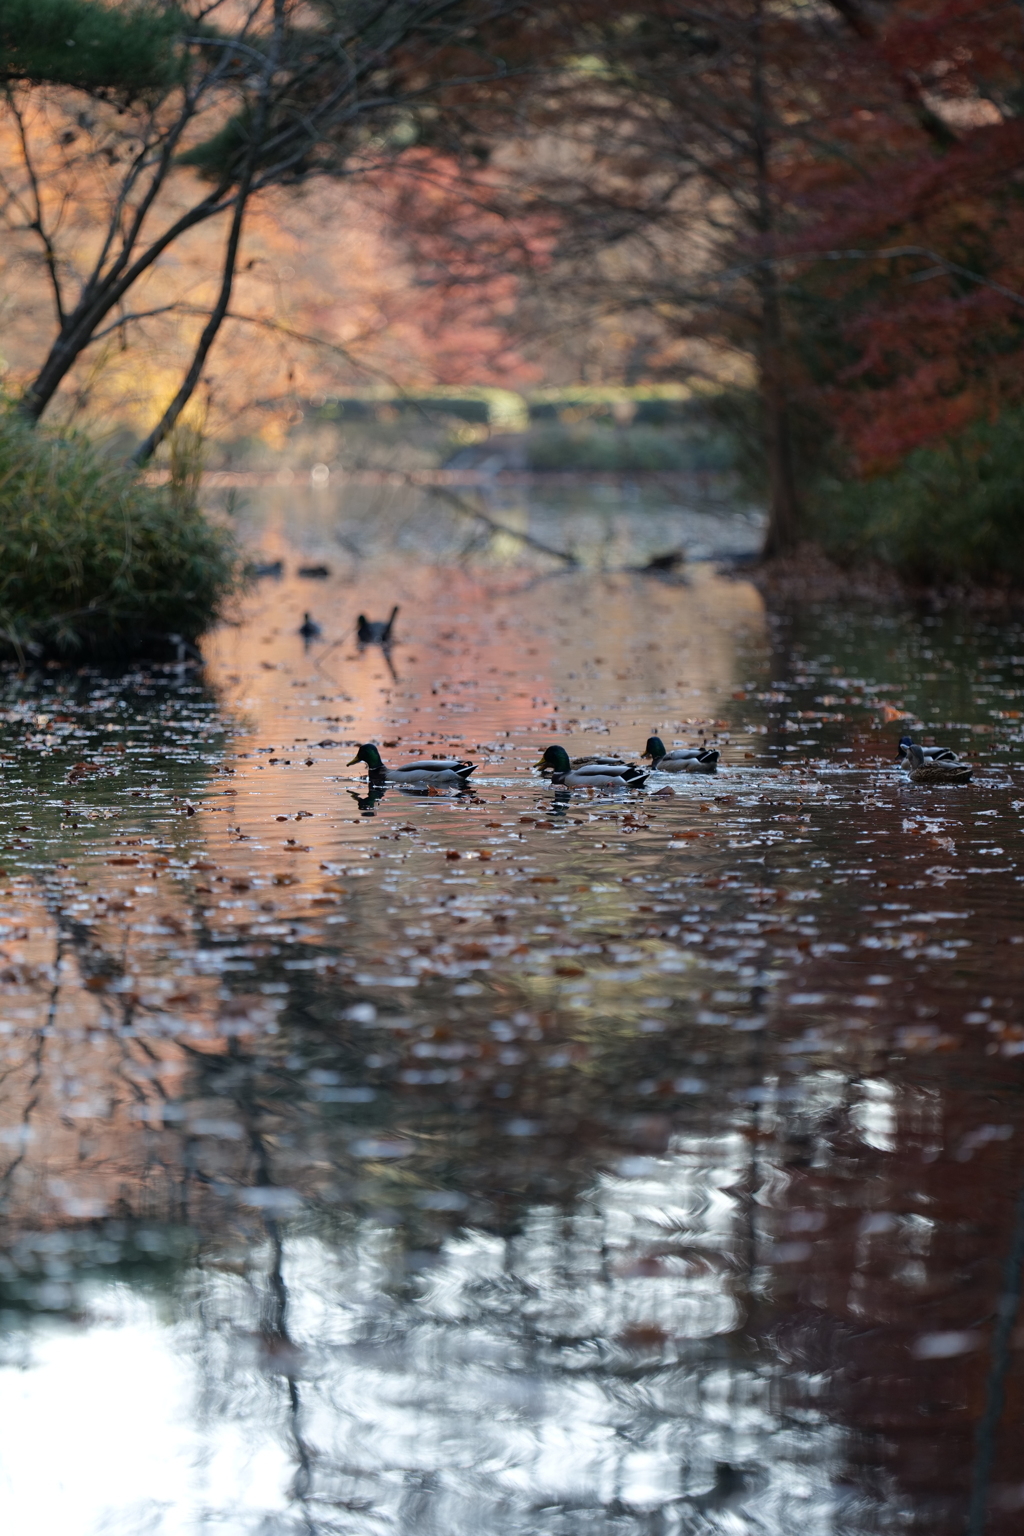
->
[0,1305,291,1533]
[1,1140,842,1534]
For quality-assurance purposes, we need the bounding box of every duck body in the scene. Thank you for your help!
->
[896,734,958,764]
[643,736,719,774]
[357,606,399,644]
[348,742,475,788]
[903,743,972,785]
[538,745,648,788]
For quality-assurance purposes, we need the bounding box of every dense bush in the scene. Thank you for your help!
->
[814,409,1024,584]
[0,412,238,659]
[0,0,183,94]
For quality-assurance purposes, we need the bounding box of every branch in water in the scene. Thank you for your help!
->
[423,481,578,566]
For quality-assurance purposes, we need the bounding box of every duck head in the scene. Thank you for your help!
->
[643,736,667,763]
[896,734,915,760]
[347,743,384,771]
[537,745,571,773]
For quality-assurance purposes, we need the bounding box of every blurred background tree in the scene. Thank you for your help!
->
[0,0,535,459]
[3,0,1024,573]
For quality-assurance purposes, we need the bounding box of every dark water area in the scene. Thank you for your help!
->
[1,503,1023,1534]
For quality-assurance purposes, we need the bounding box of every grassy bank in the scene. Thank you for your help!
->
[0,412,238,661]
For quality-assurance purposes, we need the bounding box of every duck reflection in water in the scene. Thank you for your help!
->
[347,784,388,815]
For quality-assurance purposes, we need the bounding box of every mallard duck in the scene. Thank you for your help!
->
[357,606,399,644]
[902,743,972,785]
[348,743,475,787]
[298,612,321,639]
[896,734,958,764]
[537,745,627,775]
[643,736,719,773]
[537,745,648,788]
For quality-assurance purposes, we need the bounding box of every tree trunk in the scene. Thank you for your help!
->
[758,271,802,558]
[750,0,802,559]
[130,188,249,466]
[19,187,228,423]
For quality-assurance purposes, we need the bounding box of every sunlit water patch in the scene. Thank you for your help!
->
[1,504,1024,1534]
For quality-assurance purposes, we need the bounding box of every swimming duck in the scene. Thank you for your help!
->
[902,743,972,785]
[895,734,958,764]
[357,606,399,645]
[348,742,475,788]
[643,736,719,773]
[298,612,321,640]
[537,745,648,788]
[537,745,628,775]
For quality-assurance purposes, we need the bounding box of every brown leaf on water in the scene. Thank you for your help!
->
[530,875,558,884]
[456,942,491,960]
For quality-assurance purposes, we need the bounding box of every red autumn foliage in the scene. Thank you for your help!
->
[785,0,1024,471]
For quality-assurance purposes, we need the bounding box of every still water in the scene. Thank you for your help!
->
[1,493,1023,1535]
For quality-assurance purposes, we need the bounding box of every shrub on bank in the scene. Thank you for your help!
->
[0,411,237,659]
[815,409,1024,585]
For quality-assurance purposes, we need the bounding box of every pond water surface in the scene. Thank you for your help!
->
[1,496,1023,1535]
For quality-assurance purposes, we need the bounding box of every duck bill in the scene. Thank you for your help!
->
[346,755,361,766]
